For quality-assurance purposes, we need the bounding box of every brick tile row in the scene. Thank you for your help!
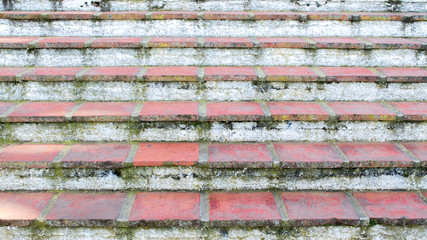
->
[0,101,425,122]
[0,142,425,168]
[1,11,426,21]
[1,66,427,82]
[0,191,426,227]
[0,37,425,49]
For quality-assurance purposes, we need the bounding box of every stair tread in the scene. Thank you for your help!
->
[1,66,426,82]
[1,11,426,21]
[0,36,425,49]
[0,142,425,168]
[0,101,425,122]
[0,191,426,227]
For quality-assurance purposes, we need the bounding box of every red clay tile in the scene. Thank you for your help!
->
[81,67,141,81]
[389,102,427,121]
[129,192,200,223]
[204,67,257,81]
[0,192,53,226]
[203,11,250,20]
[0,37,41,48]
[61,143,131,167]
[21,67,84,81]
[377,68,427,82]
[144,67,198,81]
[3,11,48,20]
[282,192,359,226]
[98,12,146,20]
[140,102,199,121]
[208,144,272,168]
[311,37,365,49]
[134,143,198,166]
[402,142,427,162]
[90,37,143,48]
[319,67,379,82]
[0,144,65,168]
[72,102,136,121]
[261,67,318,81]
[257,37,310,48]
[46,193,126,225]
[206,102,264,121]
[0,102,15,115]
[46,11,96,20]
[35,37,93,48]
[204,38,254,48]
[337,142,413,167]
[327,102,396,121]
[359,12,403,21]
[209,192,280,224]
[0,144,65,162]
[254,12,300,20]
[267,102,330,121]
[8,102,76,122]
[148,37,198,48]
[354,192,427,224]
[151,11,198,19]
[0,67,27,81]
[274,143,343,168]
[307,12,352,20]
[363,38,422,49]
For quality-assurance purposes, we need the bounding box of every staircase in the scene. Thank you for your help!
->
[0,0,426,239]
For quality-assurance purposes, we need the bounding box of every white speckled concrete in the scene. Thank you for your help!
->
[0,168,424,191]
[0,82,426,102]
[1,122,426,143]
[0,20,426,37]
[1,0,426,12]
[0,48,425,67]
[0,225,426,240]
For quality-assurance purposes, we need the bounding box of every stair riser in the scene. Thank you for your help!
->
[0,168,424,191]
[1,225,427,240]
[1,49,425,67]
[2,0,426,12]
[1,122,426,142]
[1,82,426,102]
[2,20,426,37]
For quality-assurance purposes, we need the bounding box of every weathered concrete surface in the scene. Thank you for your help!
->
[1,19,426,37]
[1,81,426,102]
[0,122,426,143]
[0,167,424,191]
[0,48,425,67]
[1,0,426,12]
[0,225,426,240]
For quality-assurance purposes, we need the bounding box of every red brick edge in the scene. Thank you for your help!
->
[0,142,425,168]
[0,101,425,123]
[0,11,426,21]
[0,191,426,227]
[0,37,425,49]
[1,66,426,82]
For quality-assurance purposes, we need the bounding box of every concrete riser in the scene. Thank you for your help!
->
[1,82,426,102]
[0,167,425,191]
[1,48,425,67]
[1,0,426,12]
[1,122,426,142]
[1,225,427,240]
[1,20,426,37]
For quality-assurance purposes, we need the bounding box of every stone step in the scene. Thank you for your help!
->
[0,142,425,191]
[0,191,426,231]
[0,37,426,67]
[1,11,427,37]
[0,101,425,142]
[1,67,426,102]
[1,0,426,12]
